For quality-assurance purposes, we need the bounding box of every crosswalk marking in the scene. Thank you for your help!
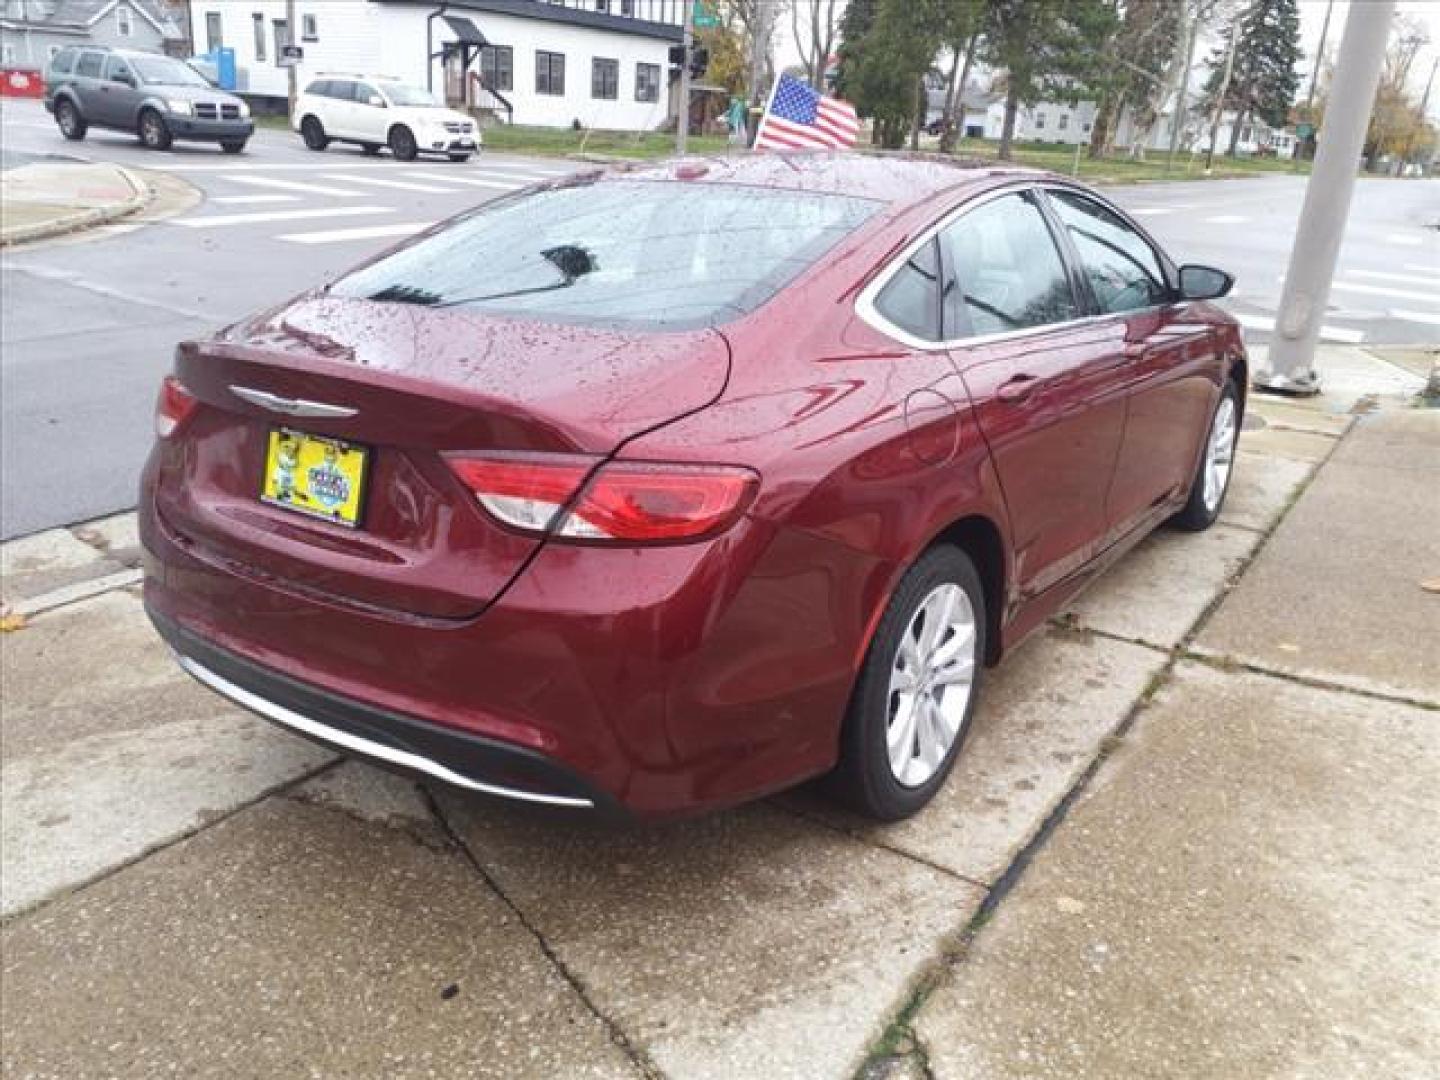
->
[1330,280,1438,305]
[1350,269,1440,288]
[1403,263,1440,275]
[1128,208,1176,217]
[279,221,437,245]
[177,206,393,229]
[1204,214,1248,224]
[1233,311,1365,344]
[1389,309,1440,326]
[230,175,367,198]
[1384,233,1423,247]
[211,193,300,205]
[321,173,461,194]
[402,171,523,190]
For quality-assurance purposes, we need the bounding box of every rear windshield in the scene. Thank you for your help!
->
[330,179,879,329]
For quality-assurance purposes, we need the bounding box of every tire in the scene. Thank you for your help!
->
[1172,378,1241,532]
[55,98,87,141]
[220,140,247,155]
[388,125,418,162]
[360,142,382,156]
[831,545,987,821]
[138,108,172,150]
[300,115,329,151]
[447,152,471,163]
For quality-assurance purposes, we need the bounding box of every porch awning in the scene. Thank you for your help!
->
[443,15,487,47]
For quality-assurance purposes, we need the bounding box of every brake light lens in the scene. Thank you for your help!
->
[447,454,758,544]
[155,375,199,438]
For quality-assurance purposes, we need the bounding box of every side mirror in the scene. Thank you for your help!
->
[367,94,386,108]
[1178,264,1234,301]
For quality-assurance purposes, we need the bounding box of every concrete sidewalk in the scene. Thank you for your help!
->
[0,160,151,246]
[1,344,1434,1078]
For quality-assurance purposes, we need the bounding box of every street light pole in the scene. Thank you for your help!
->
[676,0,694,156]
[1256,0,1396,395]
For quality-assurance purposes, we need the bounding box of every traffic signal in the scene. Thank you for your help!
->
[688,46,709,79]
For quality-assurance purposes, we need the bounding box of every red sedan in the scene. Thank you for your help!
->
[141,154,1243,820]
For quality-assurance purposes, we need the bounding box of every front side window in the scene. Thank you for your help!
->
[252,12,266,61]
[536,50,565,96]
[103,56,134,83]
[939,192,1080,338]
[205,11,222,51]
[635,61,659,102]
[1047,190,1169,314]
[873,239,942,342]
[116,4,132,36]
[75,51,104,78]
[354,82,381,106]
[592,57,618,100]
[481,45,513,92]
[332,180,878,330]
[380,82,440,106]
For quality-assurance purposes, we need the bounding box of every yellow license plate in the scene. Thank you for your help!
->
[261,428,369,528]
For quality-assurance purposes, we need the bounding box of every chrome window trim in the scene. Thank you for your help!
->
[855,179,1176,352]
[176,653,596,809]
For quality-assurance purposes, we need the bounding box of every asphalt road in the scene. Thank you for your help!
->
[2,96,1437,539]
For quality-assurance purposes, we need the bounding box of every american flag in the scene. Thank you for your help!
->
[754,73,860,151]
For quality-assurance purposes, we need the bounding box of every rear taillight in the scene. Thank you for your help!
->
[447,454,758,544]
[155,375,198,438]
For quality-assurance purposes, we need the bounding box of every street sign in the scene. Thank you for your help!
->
[277,44,303,68]
[692,1,720,29]
[1296,122,1315,140]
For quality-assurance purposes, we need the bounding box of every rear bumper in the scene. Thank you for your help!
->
[151,608,616,812]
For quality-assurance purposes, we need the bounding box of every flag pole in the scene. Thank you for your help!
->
[751,73,783,151]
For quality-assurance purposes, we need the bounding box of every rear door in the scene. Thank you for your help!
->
[1042,187,1219,541]
[70,50,106,119]
[940,189,1129,600]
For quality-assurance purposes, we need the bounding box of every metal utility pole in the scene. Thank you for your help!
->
[1257,1,1396,395]
[676,0,694,155]
[1204,17,1238,174]
[285,0,298,118]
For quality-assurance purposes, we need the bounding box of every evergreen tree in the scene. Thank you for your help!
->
[835,0,949,148]
[1204,0,1301,156]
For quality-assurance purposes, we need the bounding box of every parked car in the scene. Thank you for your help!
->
[44,46,253,154]
[293,75,480,162]
[140,155,1243,821]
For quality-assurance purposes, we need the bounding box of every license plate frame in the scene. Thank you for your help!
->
[260,427,370,529]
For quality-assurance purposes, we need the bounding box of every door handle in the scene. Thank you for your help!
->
[997,374,1039,404]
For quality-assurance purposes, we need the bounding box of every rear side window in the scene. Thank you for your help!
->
[1047,190,1170,314]
[74,51,104,78]
[304,79,329,96]
[49,47,78,74]
[939,193,1079,338]
[332,179,879,330]
[873,239,942,342]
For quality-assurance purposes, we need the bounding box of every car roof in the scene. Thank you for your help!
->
[608,152,1046,207]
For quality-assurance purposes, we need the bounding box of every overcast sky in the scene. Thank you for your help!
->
[774,0,1440,120]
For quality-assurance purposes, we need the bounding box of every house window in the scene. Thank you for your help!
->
[536,50,564,96]
[1059,113,1069,131]
[1035,112,1046,130]
[253,13,266,61]
[116,4,132,37]
[481,45,512,91]
[621,0,634,12]
[595,0,609,11]
[302,13,318,41]
[1,43,15,66]
[592,57,618,100]
[205,11,223,52]
[273,19,289,66]
[635,61,659,102]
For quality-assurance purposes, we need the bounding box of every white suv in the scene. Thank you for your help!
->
[294,75,481,162]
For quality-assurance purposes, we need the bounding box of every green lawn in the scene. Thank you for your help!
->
[946,137,1311,184]
[483,124,729,159]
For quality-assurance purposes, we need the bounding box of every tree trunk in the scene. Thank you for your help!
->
[1227,106,1247,157]
[998,84,1020,161]
[1102,92,1126,157]
[910,74,924,151]
[941,27,980,155]
[1088,92,1113,159]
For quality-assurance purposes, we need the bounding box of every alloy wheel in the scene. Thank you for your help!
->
[1202,394,1237,513]
[885,582,977,788]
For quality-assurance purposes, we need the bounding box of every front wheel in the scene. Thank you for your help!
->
[831,545,986,821]
[1172,378,1241,531]
[220,139,247,155]
[55,98,87,140]
[388,125,418,162]
[138,109,172,150]
[299,115,329,151]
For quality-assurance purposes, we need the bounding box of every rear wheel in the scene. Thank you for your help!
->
[220,139,247,155]
[300,115,329,151]
[138,108,172,150]
[388,125,418,162]
[831,545,986,821]
[56,98,87,140]
[1173,378,1241,531]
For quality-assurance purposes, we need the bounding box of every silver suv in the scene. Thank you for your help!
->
[45,46,254,154]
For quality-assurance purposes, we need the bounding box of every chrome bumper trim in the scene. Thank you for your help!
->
[175,653,595,809]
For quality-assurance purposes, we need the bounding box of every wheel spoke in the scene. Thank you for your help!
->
[887,694,919,778]
[930,654,974,688]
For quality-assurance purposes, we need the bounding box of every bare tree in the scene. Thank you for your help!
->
[791,0,841,90]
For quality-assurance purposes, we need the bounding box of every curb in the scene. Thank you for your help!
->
[0,165,154,247]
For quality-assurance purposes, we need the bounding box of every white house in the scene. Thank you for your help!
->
[187,0,683,129]
[980,97,1099,146]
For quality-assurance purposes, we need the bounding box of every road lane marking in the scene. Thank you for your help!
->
[211,193,300,204]
[1233,311,1365,344]
[1404,263,1440,275]
[1349,269,1440,287]
[230,175,367,197]
[321,173,461,193]
[1330,280,1439,305]
[278,221,437,244]
[403,172,523,190]
[1384,233,1423,246]
[1389,309,1440,325]
[175,206,393,228]
[1128,208,1177,216]
[1204,214,1248,224]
